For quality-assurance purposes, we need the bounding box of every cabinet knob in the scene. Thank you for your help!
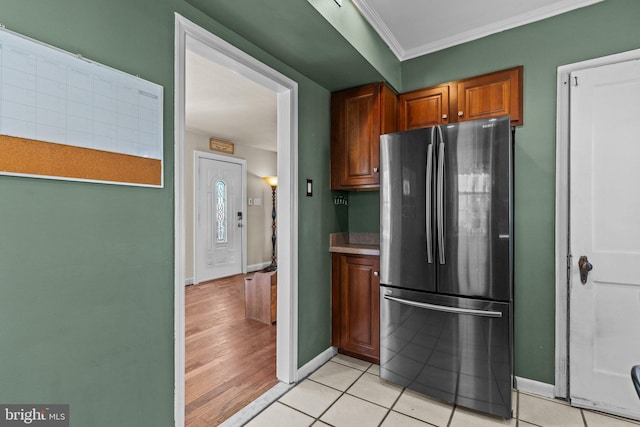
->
[373,167,379,173]
[442,114,447,120]
[373,271,379,277]
[458,111,464,117]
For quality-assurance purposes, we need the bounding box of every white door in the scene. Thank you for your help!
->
[196,155,245,283]
[569,59,640,420]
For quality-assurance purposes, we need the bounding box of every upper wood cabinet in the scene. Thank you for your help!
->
[331,82,397,190]
[397,66,523,131]
[456,66,523,125]
[398,83,455,130]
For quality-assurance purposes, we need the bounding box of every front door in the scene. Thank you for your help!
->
[196,155,244,283]
[569,59,640,419]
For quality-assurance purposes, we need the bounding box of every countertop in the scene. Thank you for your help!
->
[329,232,380,256]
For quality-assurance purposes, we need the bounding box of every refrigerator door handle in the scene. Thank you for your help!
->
[437,137,446,265]
[426,141,433,263]
[383,295,503,318]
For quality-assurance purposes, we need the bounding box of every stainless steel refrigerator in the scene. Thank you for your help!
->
[379,116,513,418]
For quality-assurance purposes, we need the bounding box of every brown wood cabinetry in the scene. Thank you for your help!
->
[456,66,523,125]
[331,253,380,363]
[331,82,397,190]
[398,83,455,130]
[397,66,523,131]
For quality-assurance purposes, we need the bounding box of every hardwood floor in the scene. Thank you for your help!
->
[185,274,278,426]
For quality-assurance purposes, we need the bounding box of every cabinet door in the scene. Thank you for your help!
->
[331,83,396,190]
[398,84,453,131]
[338,254,380,362]
[456,66,523,125]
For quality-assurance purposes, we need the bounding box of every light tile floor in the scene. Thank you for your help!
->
[245,354,640,427]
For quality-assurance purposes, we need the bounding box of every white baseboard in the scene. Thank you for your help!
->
[248,262,272,272]
[297,347,338,381]
[184,277,194,286]
[515,376,556,399]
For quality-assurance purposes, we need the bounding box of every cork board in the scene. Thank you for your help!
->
[0,135,161,185]
[0,27,164,187]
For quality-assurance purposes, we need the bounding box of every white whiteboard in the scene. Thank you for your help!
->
[0,27,164,186]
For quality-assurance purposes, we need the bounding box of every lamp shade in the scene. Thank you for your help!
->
[263,176,278,187]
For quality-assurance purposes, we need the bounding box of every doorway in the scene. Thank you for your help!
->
[556,48,640,420]
[194,153,246,284]
[174,14,299,427]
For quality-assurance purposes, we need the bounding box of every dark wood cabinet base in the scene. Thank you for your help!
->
[331,253,380,363]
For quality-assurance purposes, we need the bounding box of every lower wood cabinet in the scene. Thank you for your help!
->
[331,253,380,363]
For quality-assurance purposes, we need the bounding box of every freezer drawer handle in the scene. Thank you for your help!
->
[383,295,503,318]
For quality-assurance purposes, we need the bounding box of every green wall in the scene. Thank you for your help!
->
[0,0,337,425]
[297,83,334,365]
[347,191,380,232]
[307,0,400,90]
[347,0,640,384]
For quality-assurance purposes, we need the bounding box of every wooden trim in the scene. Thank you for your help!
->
[0,134,161,185]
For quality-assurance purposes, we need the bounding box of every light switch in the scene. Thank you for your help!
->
[248,198,253,206]
[306,179,313,197]
[254,198,262,206]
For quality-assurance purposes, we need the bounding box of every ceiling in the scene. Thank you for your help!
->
[351,0,604,60]
[185,49,277,152]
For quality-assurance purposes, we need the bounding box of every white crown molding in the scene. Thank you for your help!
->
[351,0,405,59]
[352,0,604,61]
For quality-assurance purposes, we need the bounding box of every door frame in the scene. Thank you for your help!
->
[555,47,640,400]
[174,14,299,426]
[193,151,248,285]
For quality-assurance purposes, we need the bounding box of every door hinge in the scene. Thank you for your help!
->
[567,254,572,270]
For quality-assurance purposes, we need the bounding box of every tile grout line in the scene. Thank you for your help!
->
[273,400,321,424]
[330,357,373,372]
[380,388,448,427]
[446,404,456,427]
[268,359,371,426]
[376,386,405,427]
[309,363,370,426]
[282,359,533,427]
